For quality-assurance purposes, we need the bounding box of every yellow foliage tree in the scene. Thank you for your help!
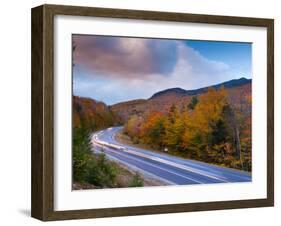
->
[124,115,143,138]
[192,87,227,135]
[140,111,166,147]
[182,87,228,151]
[164,105,184,148]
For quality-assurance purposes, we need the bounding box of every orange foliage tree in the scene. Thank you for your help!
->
[139,111,166,148]
[123,87,252,171]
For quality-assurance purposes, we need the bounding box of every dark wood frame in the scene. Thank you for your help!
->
[31,4,274,221]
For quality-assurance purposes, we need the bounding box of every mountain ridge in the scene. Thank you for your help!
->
[110,77,252,121]
[150,77,251,100]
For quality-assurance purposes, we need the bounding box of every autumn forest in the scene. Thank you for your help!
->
[123,86,252,171]
[74,79,252,176]
[72,36,252,189]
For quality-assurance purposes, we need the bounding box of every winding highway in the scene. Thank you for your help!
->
[91,126,251,185]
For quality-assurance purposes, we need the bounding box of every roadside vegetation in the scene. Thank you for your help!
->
[124,87,252,171]
[73,96,144,189]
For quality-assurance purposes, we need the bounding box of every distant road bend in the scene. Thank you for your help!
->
[91,126,251,185]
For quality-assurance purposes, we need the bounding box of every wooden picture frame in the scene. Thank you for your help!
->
[31,4,274,221]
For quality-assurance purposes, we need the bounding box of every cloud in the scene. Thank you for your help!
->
[73,35,233,104]
[166,43,230,89]
[73,35,178,79]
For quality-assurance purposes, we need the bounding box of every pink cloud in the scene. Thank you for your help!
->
[72,35,178,79]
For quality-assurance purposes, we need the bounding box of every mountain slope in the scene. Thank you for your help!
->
[111,77,252,121]
[150,77,251,99]
[73,96,121,131]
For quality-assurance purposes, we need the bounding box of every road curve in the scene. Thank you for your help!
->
[91,126,252,185]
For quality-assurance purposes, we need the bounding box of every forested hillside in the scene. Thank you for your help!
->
[111,78,251,121]
[72,77,252,184]
[123,87,252,171]
[73,96,121,131]
[72,96,144,189]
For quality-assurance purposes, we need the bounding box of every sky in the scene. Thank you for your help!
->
[72,35,252,105]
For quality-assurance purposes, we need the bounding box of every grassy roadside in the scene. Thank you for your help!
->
[73,154,143,190]
[73,152,167,190]
[73,128,143,189]
[73,128,167,190]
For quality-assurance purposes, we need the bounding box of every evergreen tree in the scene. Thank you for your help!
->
[188,96,198,110]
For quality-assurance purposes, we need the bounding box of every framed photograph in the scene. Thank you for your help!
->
[31,4,274,221]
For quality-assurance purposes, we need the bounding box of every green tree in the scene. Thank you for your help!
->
[188,96,198,110]
[73,128,92,182]
[128,173,144,187]
[85,154,118,188]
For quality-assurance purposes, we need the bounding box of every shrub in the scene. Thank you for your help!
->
[73,128,92,182]
[73,128,118,187]
[85,154,118,188]
[128,173,144,187]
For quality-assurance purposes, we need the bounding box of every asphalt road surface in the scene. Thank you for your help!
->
[91,126,251,185]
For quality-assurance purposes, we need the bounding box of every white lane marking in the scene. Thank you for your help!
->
[93,128,251,181]
[132,149,250,181]
[93,147,175,185]
[93,142,203,184]
[93,135,228,183]
[107,129,229,182]
[123,149,229,183]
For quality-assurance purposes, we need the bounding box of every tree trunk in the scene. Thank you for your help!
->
[235,126,243,170]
